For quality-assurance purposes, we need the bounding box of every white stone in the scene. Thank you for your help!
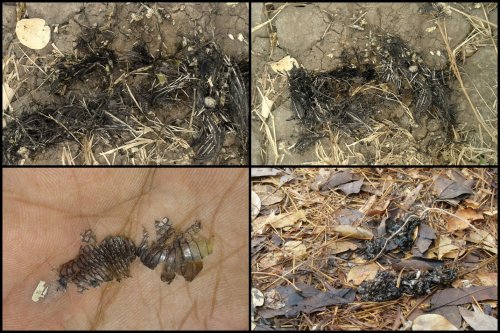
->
[204,96,217,108]
[32,280,48,302]
[409,65,418,73]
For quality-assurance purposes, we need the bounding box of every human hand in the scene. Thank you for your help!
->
[3,168,248,329]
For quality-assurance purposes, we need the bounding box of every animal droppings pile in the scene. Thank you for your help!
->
[358,267,457,302]
[3,21,248,165]
[288,31,456,155]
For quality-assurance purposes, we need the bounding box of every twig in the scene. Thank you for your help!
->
[255,86,279,164]
[17,46,47,76]
[51,43,64,57]
[252,271,302,292]
[125,83,143,112]
[113,65,153,86]
[437,21,497,144]
[449,6,497,28]
[251,3,289,33]
[481,3,497,54]
[352,11,367,25]
[38,112,82,145]
[188,88,196,130]
[104,111,137,134]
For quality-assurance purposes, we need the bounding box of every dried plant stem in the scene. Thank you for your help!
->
[449,6,498,28]
[252,271,302,291]
[188,88,196,130]
[437,21,497,144]
[251,2,288,33]
[421,207,482,234]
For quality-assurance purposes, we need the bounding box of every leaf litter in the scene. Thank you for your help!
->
[251,168,497,330]
[458,304,498,331]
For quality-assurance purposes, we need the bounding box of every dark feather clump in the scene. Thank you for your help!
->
[57,218,213,292]
[58,235,136,293]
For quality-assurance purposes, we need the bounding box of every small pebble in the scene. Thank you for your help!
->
[204,96,216,108]
[408,65,418,73]
[412,126,427,140]
[427,119,441,132]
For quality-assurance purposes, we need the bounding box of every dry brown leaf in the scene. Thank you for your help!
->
[366,199,390,216]
[283,240,307,258]
[412,314,458,330]
[346,263,379,285]
[475,272,498,286]
[258,284,356,318]
[402,183,423,210]
[259,251,284,269]
[321,170,351,190]
[337,178,364,195]
[327,240,358,254]
[446,208,483,232]
[414,223,437,255]
[253,184,285,206]
[270,211,306,228]
[251,287,265,330]
[270,55,299,73]
[309,168,336,191]
[360,184,383,195]
[433,175,473,205]
[252,210,306,234]
[467,229,497,254]
[332,208,363,225]
[431,286,498,309]
[279,173,296,186]
[459,305,498,331]
[251,168,283,177]
[263,289,285,310]
[251,191,261,220]
[463,198,481,209]
[407,168,428,179]
[319,170,360,192]
[252,288,265,307]
[483,209,497,216]
[331,225,373,239]
[16,18,51,50]
[437,235,459,260]
[252,214,269,234]
[392,258,443,271]
[409,306,462,329]
[359,195,377,214]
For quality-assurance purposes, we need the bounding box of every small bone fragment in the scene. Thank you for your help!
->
[32,280,48,302]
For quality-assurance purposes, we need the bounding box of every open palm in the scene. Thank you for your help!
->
[3,168,248,329]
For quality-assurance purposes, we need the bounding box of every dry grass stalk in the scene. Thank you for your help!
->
[437,20,497,145]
